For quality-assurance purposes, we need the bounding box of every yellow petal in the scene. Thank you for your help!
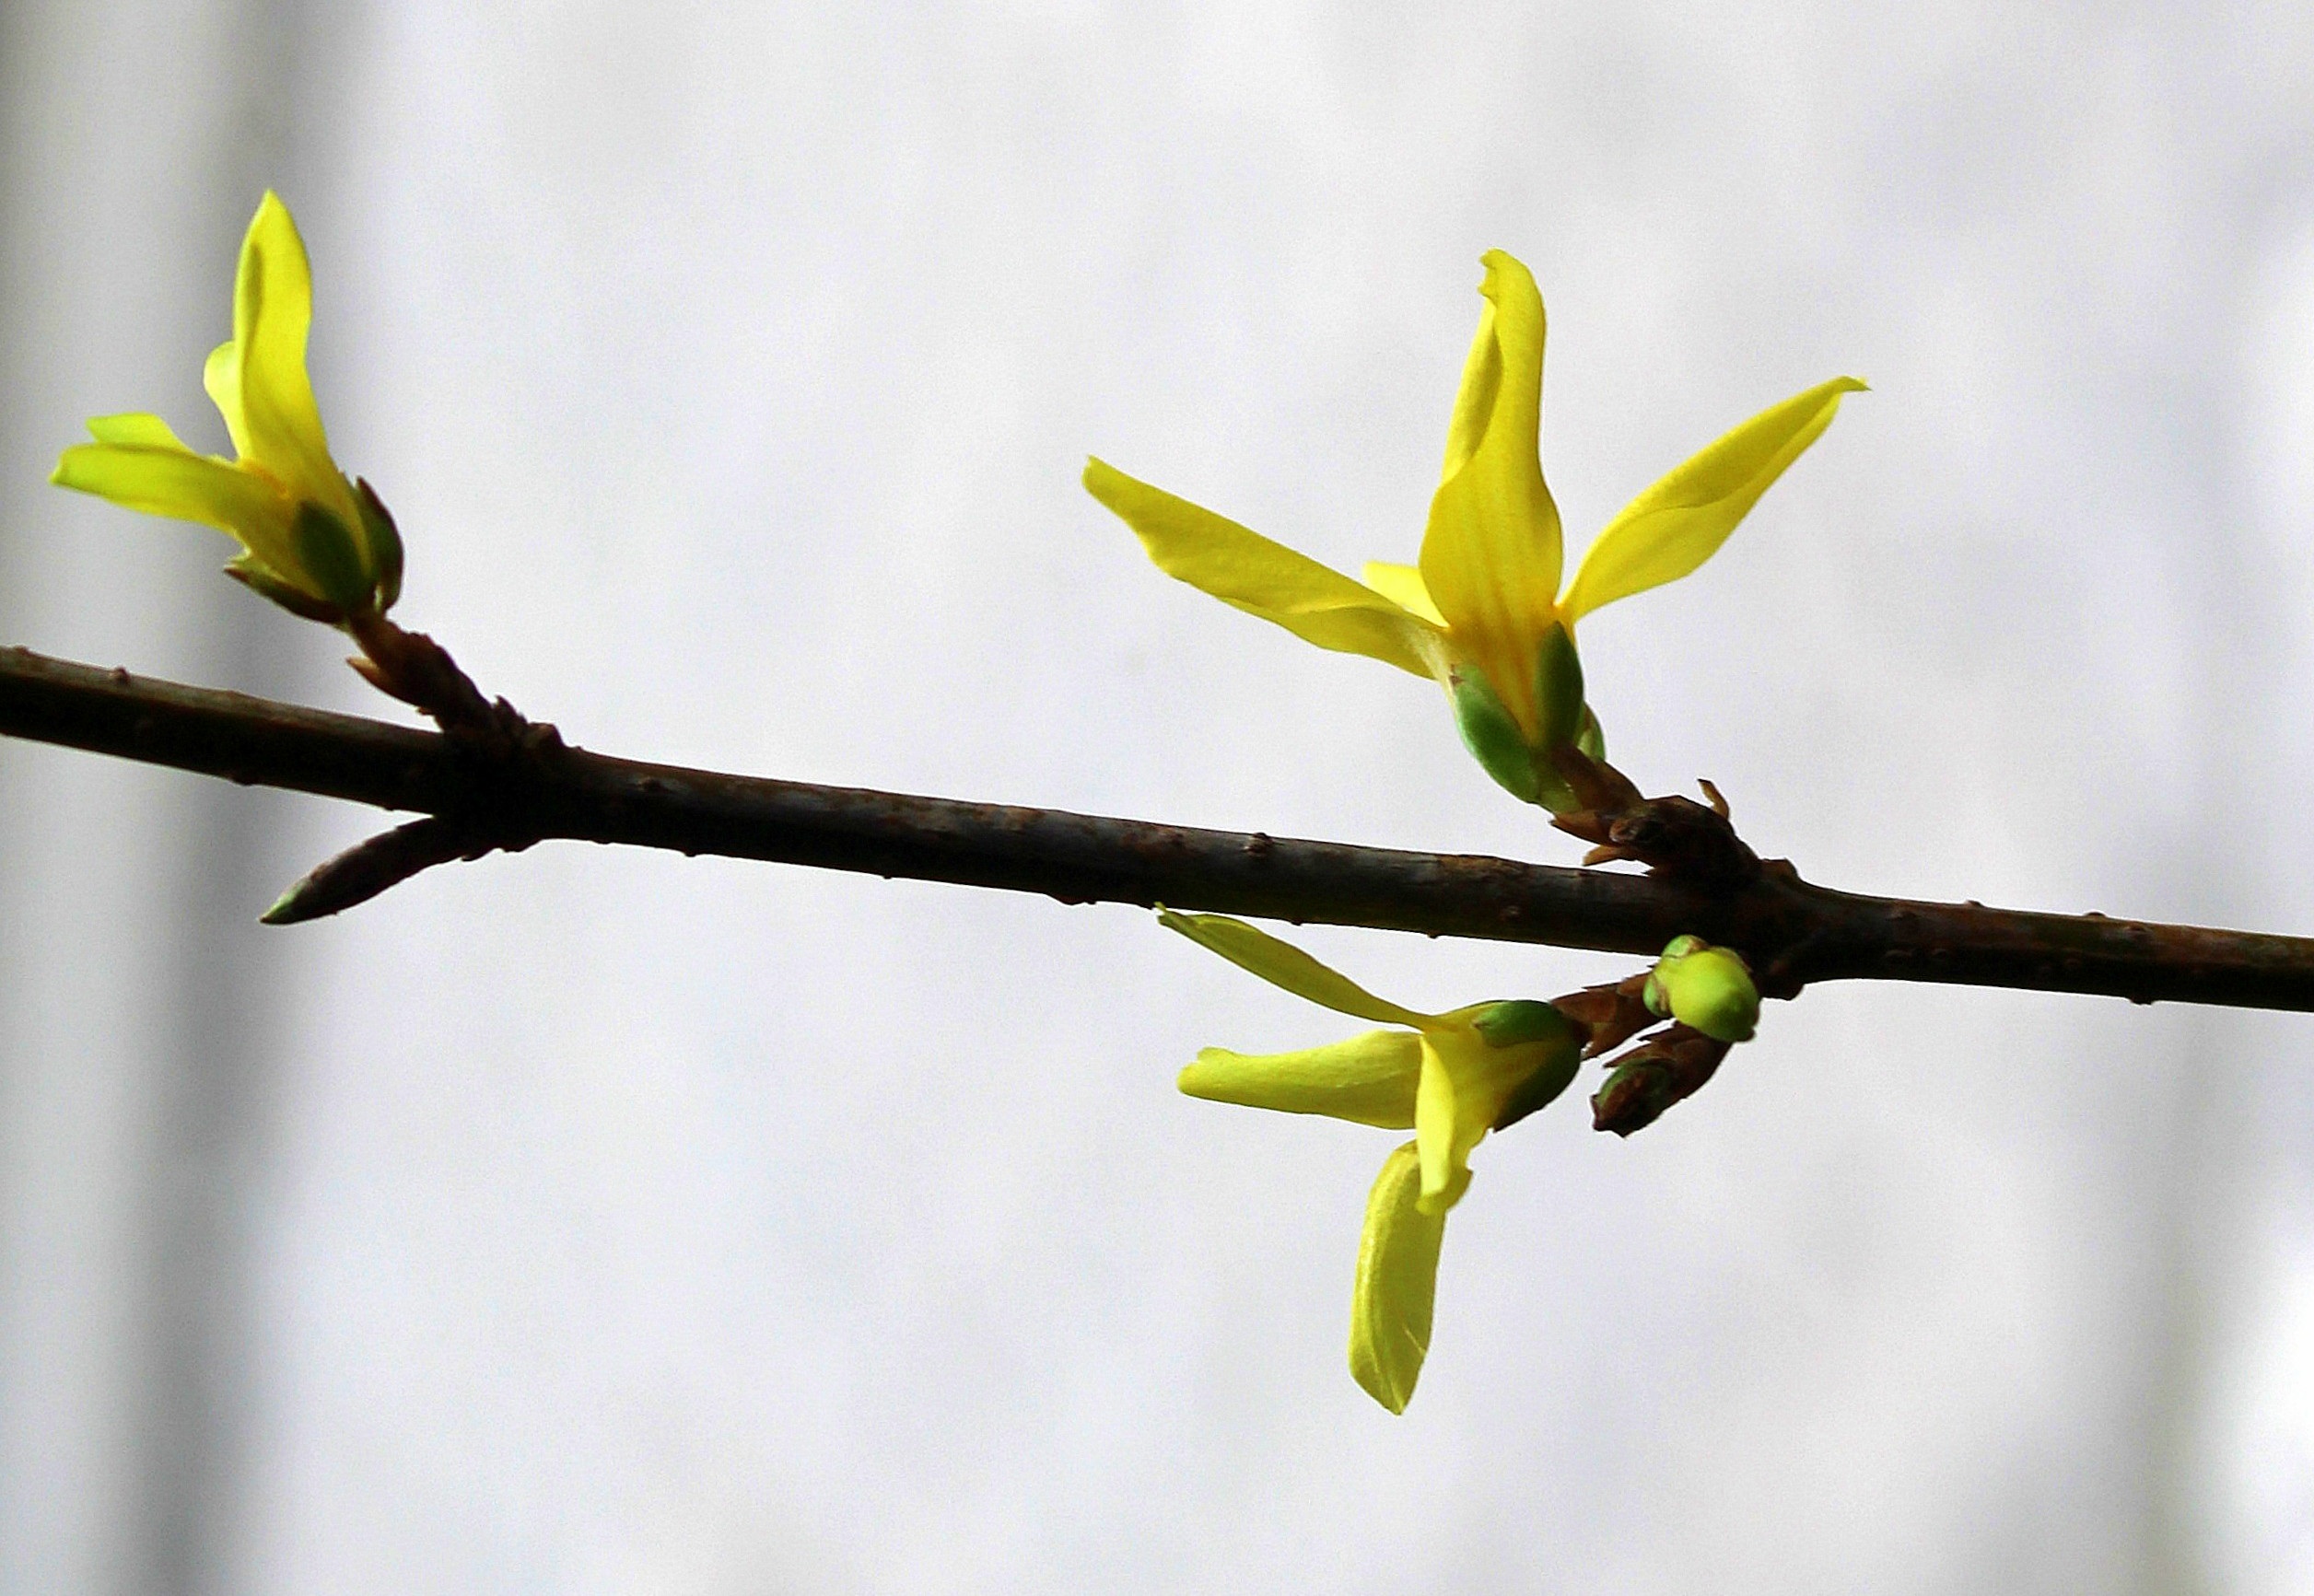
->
[1349,1141,1447,1414]
[214,193,363,539]
[1418,251,1563,740]
[1177,1031,1423,1128]
[1560,375,1867,623]
[52,443,298,576]
[85,413,193,450]
[1085,458,1443,679]
[1358,561,1446,626]
[1413,1019,1550,1214]
[1159,910,1431,1027]
[230,197,326,469]
[1410,1040,1478,1214]
[203,339,249,459]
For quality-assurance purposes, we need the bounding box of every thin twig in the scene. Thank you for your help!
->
[5,642,2313,1011]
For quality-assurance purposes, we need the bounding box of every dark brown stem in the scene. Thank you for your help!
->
[5,642,2313,1011]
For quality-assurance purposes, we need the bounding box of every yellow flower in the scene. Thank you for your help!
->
[1161,909,1580,1412]
[1087,250,1863,808]
[52,191,401,623]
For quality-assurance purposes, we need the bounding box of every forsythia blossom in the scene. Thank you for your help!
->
[1087,251,1862,810]
[52,192,402,624]
[1162,909,1580,1413]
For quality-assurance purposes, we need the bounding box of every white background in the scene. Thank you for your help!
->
[6,3,2314,1591]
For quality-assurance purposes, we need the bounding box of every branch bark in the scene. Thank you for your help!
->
[6,643,2311,1011]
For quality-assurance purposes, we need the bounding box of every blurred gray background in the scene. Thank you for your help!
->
[4,1,2314,1591]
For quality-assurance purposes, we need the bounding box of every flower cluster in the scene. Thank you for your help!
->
[50,207,1838,1416]
[1103,252,1843,1410]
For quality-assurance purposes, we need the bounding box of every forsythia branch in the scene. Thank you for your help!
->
[5,641,2311,1012]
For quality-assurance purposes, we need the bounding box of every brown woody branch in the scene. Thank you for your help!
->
[5,642,2313,1011]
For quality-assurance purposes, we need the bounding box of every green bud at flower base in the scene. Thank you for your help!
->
[1470,998,1568,1048]
[1574,704,1606,762]
[1643,936,1760,1043]
[1448,628,1596,812]
[290,501,374,613]
[355,478,406,612]
[1449,669,1543,804]
[1533,622,1585,756]
[1474,1000,1582,1131]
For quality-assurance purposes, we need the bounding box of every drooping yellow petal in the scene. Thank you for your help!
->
[52,443,298,576]
[1410,1039,1479,1215]
[1159,911,1432,1027]
[1357,561,1446,626]
[1418,251,1563,740]
[1349,1141,1448,1414]
[1560,375,1867,623]
[1178,1031,1423,1128]
[1085,458,1443,680]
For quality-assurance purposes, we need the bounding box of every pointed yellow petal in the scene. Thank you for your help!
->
[1418,251,1563,740]
[1085,458,1443,680]
[1350,1141,1447,1414]
[1178,1031,1423,1128]
[85,414,193,450]
[218,193,362,536]
[52,443,298,572]
[232,197,327,470]
[1358,561,1446,626]
[1560,376,1867,623]
[1159,910,1431,1027]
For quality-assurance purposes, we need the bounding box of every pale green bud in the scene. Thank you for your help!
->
[1644,937,1759,1043]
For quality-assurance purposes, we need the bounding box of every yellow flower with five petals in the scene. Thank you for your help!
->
[52,192,401,624]
[1162,909,1580,1412]
[1088,251,1862,809]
